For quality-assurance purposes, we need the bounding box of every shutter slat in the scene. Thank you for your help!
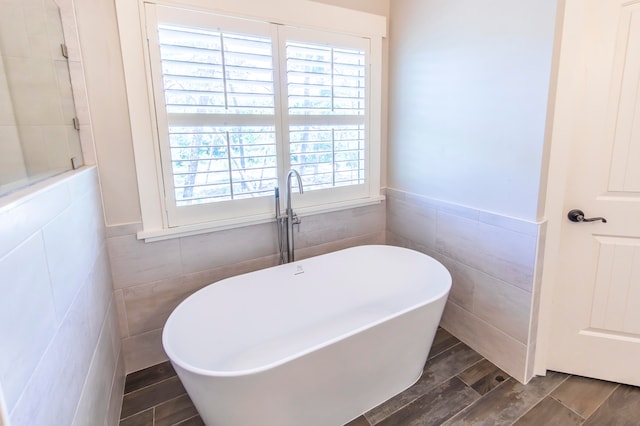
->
[158,23,277,206]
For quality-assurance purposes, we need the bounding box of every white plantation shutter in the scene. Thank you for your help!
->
[286,42,366,191]
[145,5,376,227]
[155,18,278,211]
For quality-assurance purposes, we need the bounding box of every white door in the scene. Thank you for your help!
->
[547,0,640,386]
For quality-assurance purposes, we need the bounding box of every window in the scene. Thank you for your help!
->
[118,0,385,238]
[286,41,366,191]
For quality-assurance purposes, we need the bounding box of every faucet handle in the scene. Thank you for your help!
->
[292,214,302,231]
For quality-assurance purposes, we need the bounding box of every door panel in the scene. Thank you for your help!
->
[590,237,640,334]
[608,6,640,191]
[548,0,640,386]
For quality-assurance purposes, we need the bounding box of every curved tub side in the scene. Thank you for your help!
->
[163,245,452,425]
[174,290,449,426]
[163,245,451,377]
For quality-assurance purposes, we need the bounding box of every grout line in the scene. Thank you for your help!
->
[427,341,462,361]
[454,357,486,387]
[155,392,188,409]
[577,382,621,422]
[172,414,200,425]
[121,391,188,424]
[507,373,573,425]
[370,351,485,425]
[442,377,515,425]
[550,394,590,421]
[120,378,184,420]
[123,373,178,397]
[508,394,544,425]
[119,407,153,423]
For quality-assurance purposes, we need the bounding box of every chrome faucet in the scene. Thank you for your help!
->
[285,169,303,262]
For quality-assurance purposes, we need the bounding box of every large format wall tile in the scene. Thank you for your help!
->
[436,211,536,291]
[433,254,476,312]
[441,302,528,383]
[473,271,531,344]
[123,329,167,374]
[10,285,95,425]
[109,202,386,373]
[179,222,278,274]
[106,353,125,426]
[295,204,385,249]
[386,192,437,249]
[0,168,123,426]
[0,234,57,410]
[0,175,71,258]
[386,188,541,383]
[72,301,118,426]
[107,235,182,289]
[42,187,104,321]
[123,276,197,336]
[296,231,385,260]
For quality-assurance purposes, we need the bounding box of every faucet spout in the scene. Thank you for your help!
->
[286,169,303,212]
[285,169,303,262]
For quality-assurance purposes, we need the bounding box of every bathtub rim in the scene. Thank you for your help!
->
[162,245,451,378]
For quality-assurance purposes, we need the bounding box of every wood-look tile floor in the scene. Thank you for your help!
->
[119,328,640,425]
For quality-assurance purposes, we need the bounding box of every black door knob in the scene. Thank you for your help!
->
[567,209,607,223]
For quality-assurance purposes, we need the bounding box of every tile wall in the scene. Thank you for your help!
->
[385,188,544,383]
[0,167,124,426]
[107,203,386,373]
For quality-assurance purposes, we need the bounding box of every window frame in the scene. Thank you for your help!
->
[115,0,386,241]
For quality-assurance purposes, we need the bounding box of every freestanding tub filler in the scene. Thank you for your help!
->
[162,245,451,426]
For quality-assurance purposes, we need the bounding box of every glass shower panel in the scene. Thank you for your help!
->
[0,0,82,196]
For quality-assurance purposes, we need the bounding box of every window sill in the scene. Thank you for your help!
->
[137,195,385,242]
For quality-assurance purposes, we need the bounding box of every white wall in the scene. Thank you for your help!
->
[388,0,557,221]
[386,0,558,383]
[73,0,141,225]
[0,168,124,426]
[312,0,388,16]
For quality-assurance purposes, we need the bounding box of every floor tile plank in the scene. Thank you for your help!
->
[429,328,461,359]
[119,408,153,426]
[376,377,480,426]
[364,343,482,424]
[124,361,177,394]
[118,345,637,426]
[441,371,568,426]
[174,415,205,426]
[121,376,186,419]
[583,384,640,426]
[155,394,199,426]
[345,415,371,426]
[458,358,509,395]
[550,374,619,419]
[513,396,583,425]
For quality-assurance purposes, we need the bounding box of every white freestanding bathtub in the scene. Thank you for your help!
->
[162,245,451,426]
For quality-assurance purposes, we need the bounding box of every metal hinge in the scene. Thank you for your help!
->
[72,117,80,131]
[61,43,69,59]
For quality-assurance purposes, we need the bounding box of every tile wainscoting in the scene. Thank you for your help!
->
[385,188,544,383]
[107,203,386,374]
[109,189,545,384]
[0,167,124,426]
